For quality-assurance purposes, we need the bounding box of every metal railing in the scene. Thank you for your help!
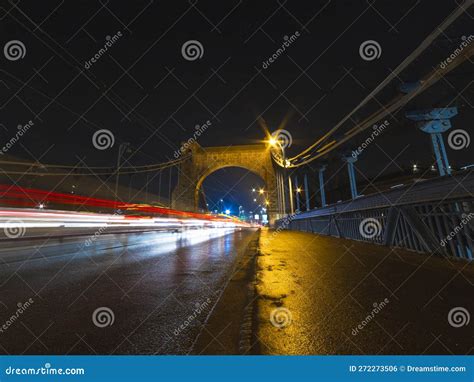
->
[276,171,474,260]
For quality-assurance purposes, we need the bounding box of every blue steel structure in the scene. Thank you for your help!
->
[276,172,474,260]
[304,174,310,211]
[318,165,327,207]
[343,155,358,199]
[274,104,472,260]
[406,107,458,176]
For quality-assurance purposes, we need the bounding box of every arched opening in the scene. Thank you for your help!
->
[197,166,268,224]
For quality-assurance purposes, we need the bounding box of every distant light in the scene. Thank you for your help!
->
[225,209,230,215]
[412,164,418,171]
[265,200,270,205]
[252,188,256,192]
[253,198,257,202]
[38,203,45,209]
[258,189,264,195]
[296,188,302,193]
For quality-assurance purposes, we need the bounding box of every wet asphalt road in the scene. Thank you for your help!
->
[256,229,474,355]
[0,228,258,354]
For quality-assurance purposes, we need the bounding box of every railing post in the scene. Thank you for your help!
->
[318,165,327,207]
[304,174,310,211]
[343,155,358,199]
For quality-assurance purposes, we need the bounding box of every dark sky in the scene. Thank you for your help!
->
[0,0,472,212]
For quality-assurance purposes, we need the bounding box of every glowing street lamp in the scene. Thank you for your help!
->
[296,187,302,193]
[252,188,256,192]
[258,189,264,195]
[268,137,278,147]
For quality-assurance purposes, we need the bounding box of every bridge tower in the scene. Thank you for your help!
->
[171,143,282,224]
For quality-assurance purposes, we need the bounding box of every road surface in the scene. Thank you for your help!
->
[0,227,258,354]
[1,227,472,355]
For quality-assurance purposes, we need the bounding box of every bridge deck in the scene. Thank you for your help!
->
[254,229,473,355]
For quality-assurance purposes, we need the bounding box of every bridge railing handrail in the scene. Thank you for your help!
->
[285,170,473,220]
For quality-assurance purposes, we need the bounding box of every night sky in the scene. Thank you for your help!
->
[0,1,472,213]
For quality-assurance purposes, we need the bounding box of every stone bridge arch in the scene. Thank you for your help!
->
[172,143,282,224]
